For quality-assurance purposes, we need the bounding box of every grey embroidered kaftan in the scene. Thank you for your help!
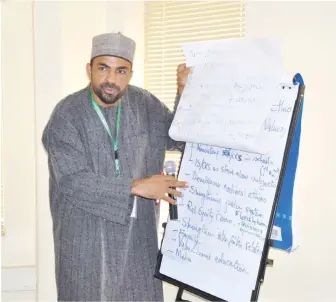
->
[42,85,182,301]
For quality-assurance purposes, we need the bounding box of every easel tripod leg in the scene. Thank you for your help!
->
[175,287,190,302]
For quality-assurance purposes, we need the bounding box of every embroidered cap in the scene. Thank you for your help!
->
[90,32,136,64]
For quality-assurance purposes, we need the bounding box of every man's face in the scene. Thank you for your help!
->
[87,56,132,105]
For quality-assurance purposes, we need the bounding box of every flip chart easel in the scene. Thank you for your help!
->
[154,75,305,302]
[271,73,305,252]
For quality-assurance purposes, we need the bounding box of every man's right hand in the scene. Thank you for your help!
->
[131,175,189,204]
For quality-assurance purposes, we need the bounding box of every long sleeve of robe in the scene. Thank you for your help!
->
[42,85,182,302]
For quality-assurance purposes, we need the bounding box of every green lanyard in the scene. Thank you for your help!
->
[90,90,122,176]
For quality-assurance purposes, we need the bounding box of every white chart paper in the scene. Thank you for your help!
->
[169,38,290,154]
[160,82,299,302]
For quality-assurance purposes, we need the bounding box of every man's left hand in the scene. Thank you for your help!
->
[177,63,192,96]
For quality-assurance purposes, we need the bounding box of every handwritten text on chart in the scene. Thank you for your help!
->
[162,87,296,282]
[160,38,299,302]
[168,55,286,153]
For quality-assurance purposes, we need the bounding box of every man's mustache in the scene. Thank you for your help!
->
[101,83,121,92]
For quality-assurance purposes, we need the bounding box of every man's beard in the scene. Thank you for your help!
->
[92,82,123,105]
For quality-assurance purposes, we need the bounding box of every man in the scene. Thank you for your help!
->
[42,32,190,301]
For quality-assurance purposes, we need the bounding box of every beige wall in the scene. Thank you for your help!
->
[1,1,36,268]
[1,2,37,300]
[1,1,335,302]
[246,2,336,302]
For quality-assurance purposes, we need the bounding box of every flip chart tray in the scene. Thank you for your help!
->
[154,76,305,302]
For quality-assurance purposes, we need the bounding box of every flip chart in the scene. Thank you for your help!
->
[158,37,300,301]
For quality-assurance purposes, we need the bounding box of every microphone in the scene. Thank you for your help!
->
[164,160,178,220]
